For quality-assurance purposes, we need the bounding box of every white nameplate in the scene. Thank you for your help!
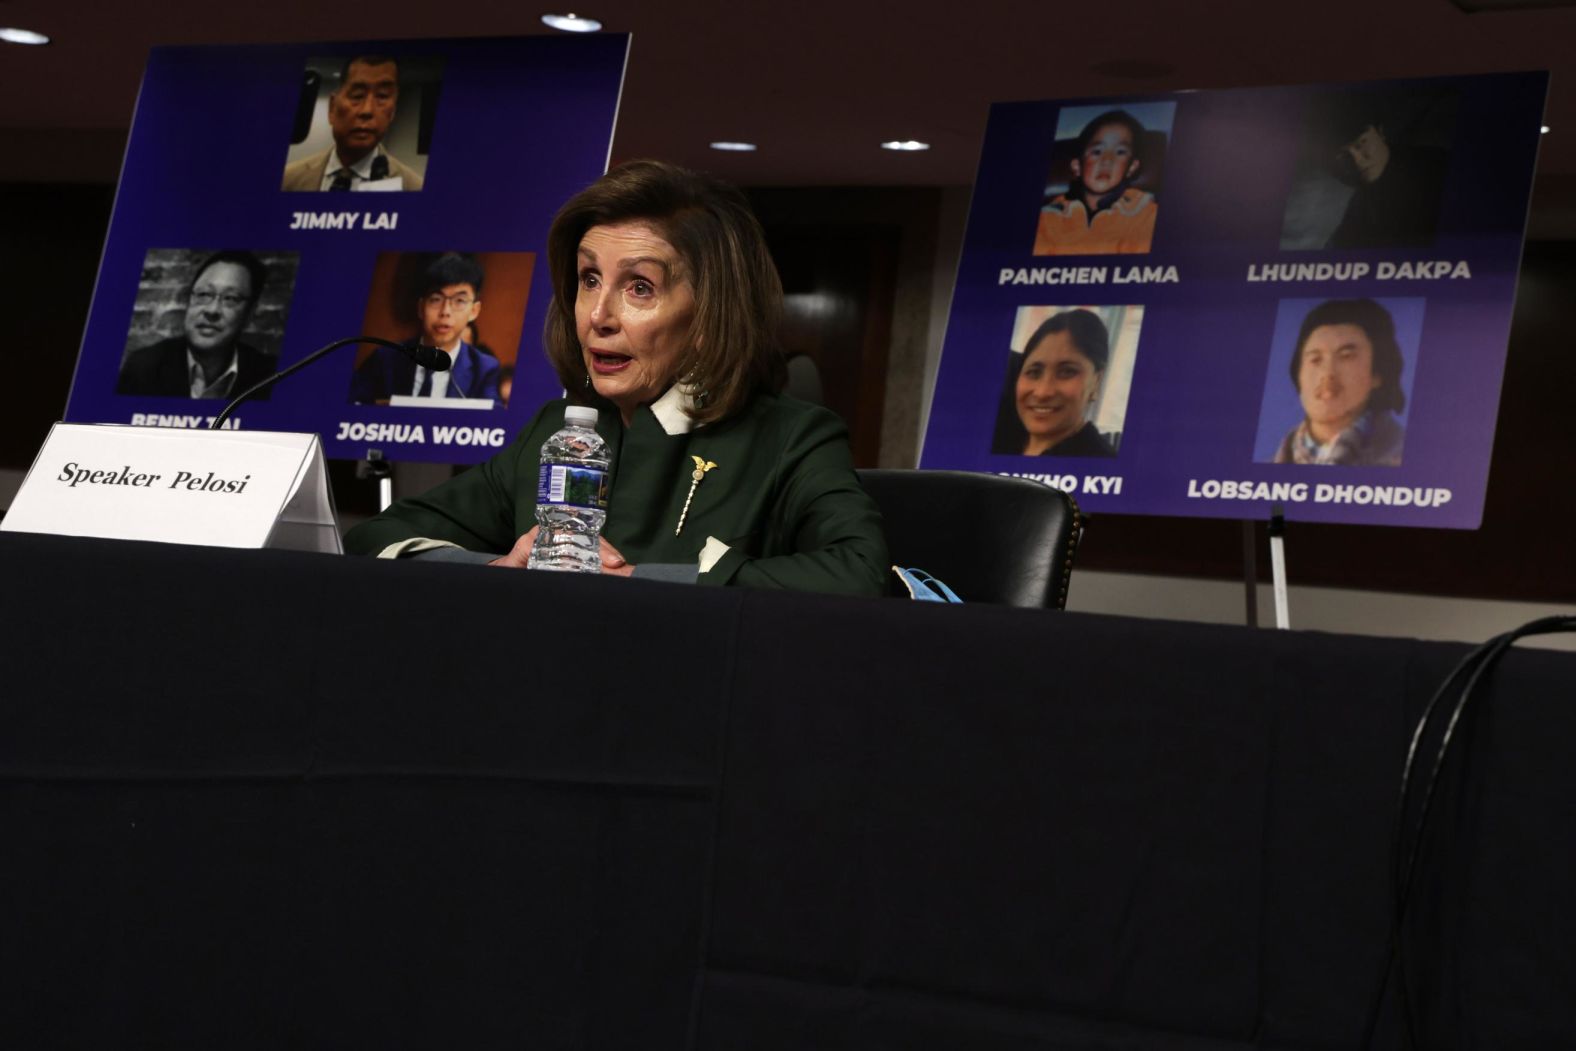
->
[2,423,342,553]
[388,395,495,411]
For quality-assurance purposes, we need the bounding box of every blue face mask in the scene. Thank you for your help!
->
[892,566,963,603]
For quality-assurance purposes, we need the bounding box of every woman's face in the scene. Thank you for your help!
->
[1297,323,1381,442]
[1015,330,1100,454]
[576,220,696,423]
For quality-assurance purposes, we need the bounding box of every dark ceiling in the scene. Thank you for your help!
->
[0,0,1571,187]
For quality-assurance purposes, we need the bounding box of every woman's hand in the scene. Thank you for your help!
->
[487,527,538,568]
[488,527,634,577]
[598,537,634,577]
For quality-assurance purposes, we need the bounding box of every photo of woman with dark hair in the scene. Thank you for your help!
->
[991,308,1119,458]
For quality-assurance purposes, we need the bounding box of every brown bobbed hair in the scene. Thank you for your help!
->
[544,159,786,425]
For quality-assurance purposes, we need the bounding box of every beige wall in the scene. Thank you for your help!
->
[1068,569,1575,652]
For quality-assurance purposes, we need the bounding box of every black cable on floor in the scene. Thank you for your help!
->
[1360,615,1576,1051]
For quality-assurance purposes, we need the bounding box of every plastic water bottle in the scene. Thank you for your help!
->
[527,405,609,573]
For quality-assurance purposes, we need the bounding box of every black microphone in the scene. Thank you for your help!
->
[210,336,448,430]
[406,343,451,370]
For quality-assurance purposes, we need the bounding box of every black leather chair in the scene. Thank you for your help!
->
[856,469,1082,609]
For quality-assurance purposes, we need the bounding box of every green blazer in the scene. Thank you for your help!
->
[344,392,891,597]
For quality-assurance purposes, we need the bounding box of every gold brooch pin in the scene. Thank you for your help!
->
[675,455,718,536]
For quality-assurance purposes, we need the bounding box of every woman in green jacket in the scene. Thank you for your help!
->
[345,160,889,597]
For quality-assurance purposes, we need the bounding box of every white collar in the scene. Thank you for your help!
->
[648,384,702,436]
[324,144,383,180]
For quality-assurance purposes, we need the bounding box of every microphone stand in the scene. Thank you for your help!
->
[209,336,448,430]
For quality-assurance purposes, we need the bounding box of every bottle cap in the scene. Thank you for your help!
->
[564,405,599,427]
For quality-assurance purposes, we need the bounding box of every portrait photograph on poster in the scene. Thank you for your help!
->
[991,304,1143,458]
[1253,296,1422,467]
[281,54,445,193]
[1032,101,1177,257]
[115,247,300,401]
[347,249,536,408]
[1279,86,1458,251]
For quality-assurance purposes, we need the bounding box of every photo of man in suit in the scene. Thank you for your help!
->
[116,251,278,400]
[281,55,425,192]
[349,253,500,405]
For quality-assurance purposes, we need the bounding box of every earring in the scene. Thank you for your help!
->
[584,373,592,390]
[681,367,709,406]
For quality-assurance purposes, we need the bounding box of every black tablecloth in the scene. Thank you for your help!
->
[1,533,1572,1049]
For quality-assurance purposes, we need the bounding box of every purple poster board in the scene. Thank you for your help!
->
[920,73,1547,528]
[64,35,628,464]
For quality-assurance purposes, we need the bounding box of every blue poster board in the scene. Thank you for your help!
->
[64,35,627,464]
[920,73,1547,528]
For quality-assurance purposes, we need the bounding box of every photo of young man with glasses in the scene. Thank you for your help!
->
[348,252,500,405]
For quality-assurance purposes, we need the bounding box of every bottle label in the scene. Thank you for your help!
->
[536,463,608,511]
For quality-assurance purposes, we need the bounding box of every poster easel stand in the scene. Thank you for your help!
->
[1244,506,1291,630]
[1242,522,1259,629]
[1268,504,1290,630]
[363,450,393,512]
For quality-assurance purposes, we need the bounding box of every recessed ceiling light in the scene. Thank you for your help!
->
[541,12,602,32]
[0,27,51,46]
[709,141,757,152]
[881,140,930,152]
[1541,125,1551,134]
